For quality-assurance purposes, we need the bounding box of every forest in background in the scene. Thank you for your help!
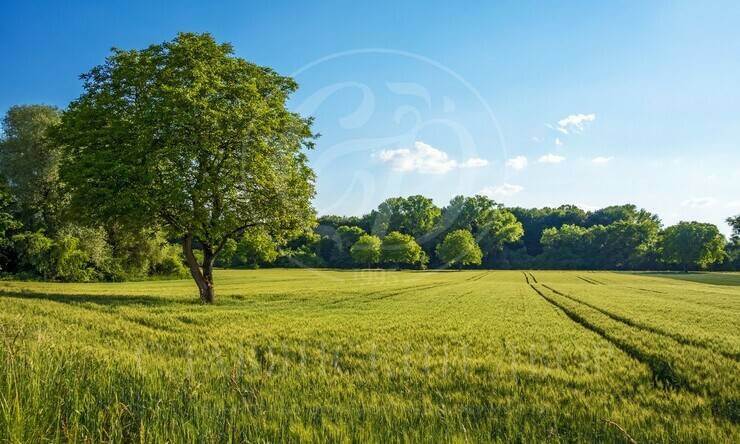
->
[1,105,738,282]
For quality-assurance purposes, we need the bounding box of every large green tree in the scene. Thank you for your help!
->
[661,222,726,272]
[381,231,426,269]
[0,105,62,231]
[53,33,316,302]
[435,229,482,270]
[350,234,381,267]
[438,195,523,264]
[369,195,441,239]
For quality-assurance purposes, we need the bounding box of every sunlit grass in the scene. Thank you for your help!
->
[1,270,739,442]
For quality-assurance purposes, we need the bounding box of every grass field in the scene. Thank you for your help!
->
[1,269,739,443]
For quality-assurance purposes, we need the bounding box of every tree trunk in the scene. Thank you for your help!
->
[182,235,216,304]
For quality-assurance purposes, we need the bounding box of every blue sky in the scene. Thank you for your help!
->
[2,1,739,235]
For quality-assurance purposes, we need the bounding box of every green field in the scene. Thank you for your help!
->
[1,270,739,443]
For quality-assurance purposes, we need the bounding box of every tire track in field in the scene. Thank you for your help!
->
[530,282,740,425]
[624,286,666,295]
[522,272,538,284]
[327,282,433,305]
[541,283,740,362]
[623,286,740,314]
[527,283,689,390]
[577,275,603,285]
[466,271,490,282]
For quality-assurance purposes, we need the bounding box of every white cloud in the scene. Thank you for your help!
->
[505,155,528,170]
[555,137,563,146]
[538,153,566,164]
[726,201,740,209]
[681,197,718,208]
[375,141,488,174]
[591,156,614,165]
[459,158,489,168]
[480,183,524,198]
[556,113,596,134]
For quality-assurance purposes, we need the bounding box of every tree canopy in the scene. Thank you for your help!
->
[661,222,726,271]
[0,104,62,231]
[350,234,381,267]
[53,33,316,302]
[381,231,426,268]
[436,229,482,269]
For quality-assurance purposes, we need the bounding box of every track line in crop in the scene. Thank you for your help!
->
[528,272,538,283]
[531,282,740,424]
[327,283,430,305]
[576,275,605,285]
[541,284,740,362]
[576,276,598,285]
[623,286,666,295]
[586,276,607,285]
[364,277,468,302]
[522,272,531,285]
[466,271,489,282]
[527,283,689,390]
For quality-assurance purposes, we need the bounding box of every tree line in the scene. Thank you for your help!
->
[0,33,738,303]
[279,197,738,272]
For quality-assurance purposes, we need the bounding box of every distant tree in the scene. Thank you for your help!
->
[661,222,726,272]
[370,195,440,239]
[540,224,592,268]
[0,179,21,271]
[585,204,659,227]
[479,207,524,252]
[53,33,316,303]
[381,231,426,269]
[509,205,587,256]
[0,105,62,231]
[435,229,482,270]
[590,219,661,269]
[316,215,365,230]
[728,215,740,244]
[232,228,278,267]
[726,215,740,270]
[350,234,381,267]
[438,195,523,264]
[335,225,366,265]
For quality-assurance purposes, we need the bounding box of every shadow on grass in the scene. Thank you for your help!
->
[0,289,193,307]
[636,272,740,287]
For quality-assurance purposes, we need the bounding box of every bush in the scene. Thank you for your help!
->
[12,231,55,279]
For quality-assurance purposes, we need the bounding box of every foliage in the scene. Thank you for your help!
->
[0,180,21,272]
[381,231,426,268]
[232,228,279,267]
[729,215,740,244]
[438,195,523,265]
[52,33,316,302]
[661,222,726,271]
[11,231,55,279]
[509,205,588,256]
[0,105,62,232]
[369,195,441,239]
[435,229,482,269]
[350,234,381,266]
[540,217,661,270]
